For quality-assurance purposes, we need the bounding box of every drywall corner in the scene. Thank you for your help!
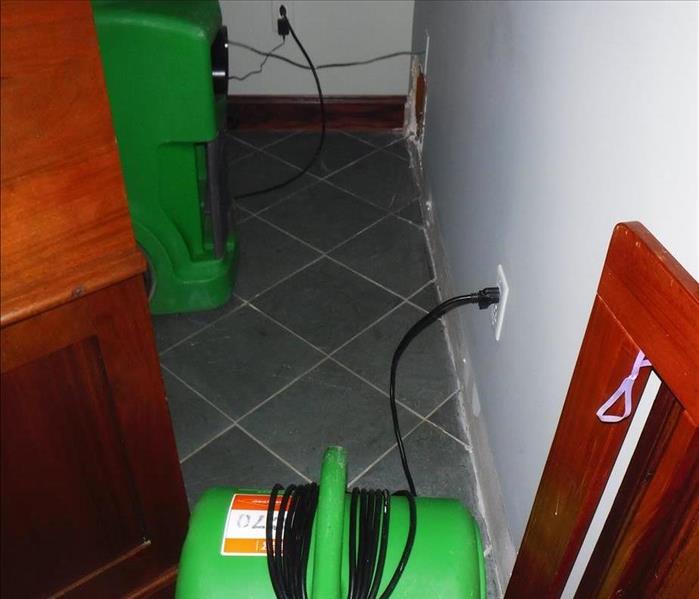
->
[413,164,516,593]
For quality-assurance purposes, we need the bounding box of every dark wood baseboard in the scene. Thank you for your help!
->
[227,95,406,130]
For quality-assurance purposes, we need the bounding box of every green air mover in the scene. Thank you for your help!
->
[177,289,501,598]
[177,447,486,599]
[92,0,237,314]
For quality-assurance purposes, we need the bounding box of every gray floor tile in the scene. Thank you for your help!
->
[232,130,292,149]
[266,131,375,177]
[350,130,403,148]
[152,295,243,354]
[355,422,479,513]
[409,281,440,311]
[162,306,324,419]
[259,181,385,252]
[428,394,469,445]
[327,150,419,211]
[162,369,232,459]
[225,135,255,163]
[240,361,419,481]
[334,303,457,415]
[234,217,320,300]
[229,150,319,212]
[252,258,401,353]
[181,426,305,505]
[396,200,423,226]
[384,139,410,161]
[330,216,433,297]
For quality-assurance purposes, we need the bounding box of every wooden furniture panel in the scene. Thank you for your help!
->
[1,1,189,596]
[0,0,143,326]
[1,277,189,597]
[506,223,699,598]
[576,385,698,597]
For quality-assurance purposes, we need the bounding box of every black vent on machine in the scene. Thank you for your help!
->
[211,26,228,95]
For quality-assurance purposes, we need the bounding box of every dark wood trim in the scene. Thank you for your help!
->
[227,95,406,130]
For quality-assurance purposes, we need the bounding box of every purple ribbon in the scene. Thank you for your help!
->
[596,350,652,423]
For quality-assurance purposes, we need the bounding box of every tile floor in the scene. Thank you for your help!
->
[154,129,500,597]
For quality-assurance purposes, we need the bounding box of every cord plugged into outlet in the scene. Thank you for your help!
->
[272,1,292,36]
[277,5,290,37]
[490,265,509,341]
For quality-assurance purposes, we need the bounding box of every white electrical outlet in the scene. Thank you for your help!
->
[490,264,509,341]
[271,1,293,34]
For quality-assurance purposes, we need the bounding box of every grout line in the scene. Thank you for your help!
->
[254,135,383,188]
[340,130,390,149]
[236,423,313,483]
[242,304,465,447]
[158,300,247,356]
[161,364,237,424]
[324,254,417,304]
[253,208,389,259]
[326,356,468,451]
[422,416,472,451]
[247,304,330,356]
[235,355,329,422]
[326,301,407,357]
[347,417,424,487]
[179,422,237,464]
[255,175,391,228]
[347,387,469,488]
[228,130,295,152]
[327,357,390,396]
[245,211,431,309]
[243,253,325,304]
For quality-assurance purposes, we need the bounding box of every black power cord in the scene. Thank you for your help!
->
[233,6,325,201]
[265,287,500,598]
[390,287,501,496]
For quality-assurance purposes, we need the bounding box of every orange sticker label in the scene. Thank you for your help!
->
[221,494,283,556]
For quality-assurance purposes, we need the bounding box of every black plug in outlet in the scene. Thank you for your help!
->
[277,5,290,37]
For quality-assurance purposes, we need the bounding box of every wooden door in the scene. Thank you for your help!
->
[505,223,699,598]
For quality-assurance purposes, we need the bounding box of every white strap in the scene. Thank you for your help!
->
[596,350,652,423]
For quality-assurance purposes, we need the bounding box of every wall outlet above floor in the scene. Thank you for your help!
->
[491,265,509,342]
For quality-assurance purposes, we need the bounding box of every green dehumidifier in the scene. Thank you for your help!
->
[93,0,237,314]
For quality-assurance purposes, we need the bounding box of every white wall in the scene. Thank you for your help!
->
[222,0,414,95]
[412,0,698,555]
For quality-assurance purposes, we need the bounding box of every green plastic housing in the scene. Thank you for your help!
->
[177,448,486,598]
[92,0,236,314]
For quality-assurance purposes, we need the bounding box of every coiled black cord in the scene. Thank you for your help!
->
[267,485,415,599]
[233,7,325,200]
[266,483,320,599]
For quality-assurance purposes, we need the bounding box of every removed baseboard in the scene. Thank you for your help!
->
[227,95,406,130]
[408,142,516,597]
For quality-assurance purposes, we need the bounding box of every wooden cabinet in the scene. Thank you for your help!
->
[1,1,189,596]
